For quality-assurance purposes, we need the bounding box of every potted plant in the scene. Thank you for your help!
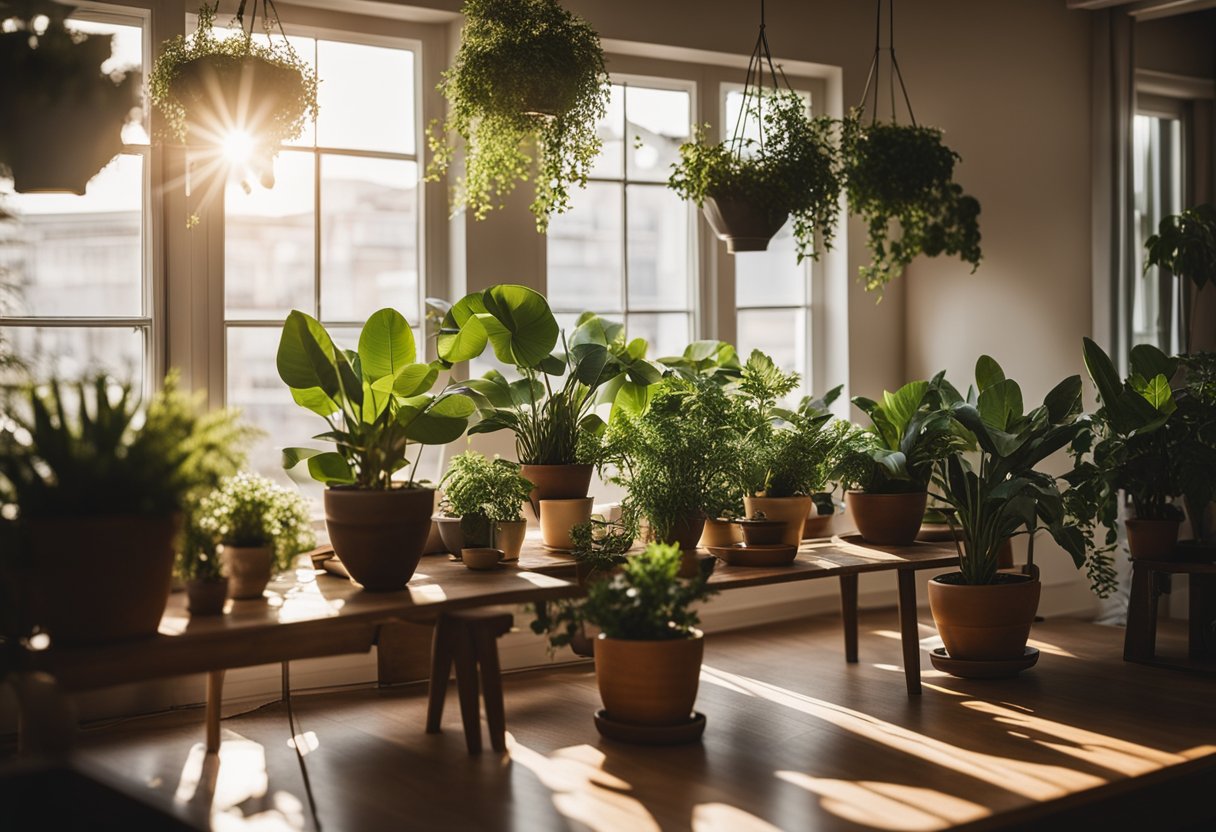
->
[0,2,140,194]
[0,374,251,644]
[427,0,608,231]
[842,115,982,296]
[929,357,1090,664]
[149,3,317,190]
[194,472,315,599]
[669,90,841,258]
[438,284,662,507]
[178,513,228,617]
[535,542,716,738]
[436,451,534,560]
[840,374,963,546]
[604,376,742,571]
[659,340,743,388]
[1144,203,1214,354]
[1173,353,1216,555]
[277,308,474,590]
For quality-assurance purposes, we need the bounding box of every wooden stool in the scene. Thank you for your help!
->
[425,608,514,753]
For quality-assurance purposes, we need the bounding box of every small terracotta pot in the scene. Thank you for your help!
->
[653,514,706,553]
[221,544,274,600]
[493,519,528,561]
[521,464,594,515]
[699,518,742,548]
[596,630,704,725]
[1125,517,1182,560]
[461,548,503,570]
[802,512,834,540]
[434,516,464,555]
[847,491,927,546]
[539,497,594,550]
[738,519,786,546]
[324,487,434,591]
[187,578,229,616]
[743,496,812,547]
[928,574,1041,661]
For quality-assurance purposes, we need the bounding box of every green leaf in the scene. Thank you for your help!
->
[480,284,559,368]
[977,378,1023,431]
[572,342,610,387]
[282,446,324,471]
[404,394,475,445]
[358,308,416,382]
[392,364,439,398]
[974,355,1005,392]
[881,380,929,437]
[277,311,339,395]
[1131,373,1176,413]
[290,386,339,418]
[307,452,355,485]
[1081,337,1122,408]
[436,291,490,363]
[1129,343,1177,385]
[1043,375,1081,423]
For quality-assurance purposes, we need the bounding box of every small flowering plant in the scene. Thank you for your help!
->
[194,472,316,570]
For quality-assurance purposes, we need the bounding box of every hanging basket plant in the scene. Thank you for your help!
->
[0,1,140,194]
[667,7,840,260]
[842,0,981,297]
[427,0,609,232]
[149,2,317,190]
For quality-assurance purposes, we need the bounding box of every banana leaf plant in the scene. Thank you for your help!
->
[277,308,474,489]
[934,356,1090,586]
[437,284,663,466]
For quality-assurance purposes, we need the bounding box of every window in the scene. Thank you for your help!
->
[1131,110,1184,354]
[0,10,152,389]
[546,79,695,359]
[221,33,422,485]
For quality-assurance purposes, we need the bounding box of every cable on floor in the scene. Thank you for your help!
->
[282,661,323,832]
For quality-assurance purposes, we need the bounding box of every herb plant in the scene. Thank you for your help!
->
[193,472,315,570]
[568,506,639,577]
[427,0,608,231]
[438,451,534,522]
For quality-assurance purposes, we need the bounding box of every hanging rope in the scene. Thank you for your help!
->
[856,0,917,126]
[232,0,294,51]
[727,0,794,157]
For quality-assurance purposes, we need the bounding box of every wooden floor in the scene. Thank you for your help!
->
[49,609,1216,831]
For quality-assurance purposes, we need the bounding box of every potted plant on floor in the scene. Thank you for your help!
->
[840,373,964,546]
[277,308,474,590]
[150,3,317,190]
[0,1,141,194]
[929,356,1090,667]
[194,472,315,599]
[0,374,252,644]
[436,451,534,560]
[427,0,608,231]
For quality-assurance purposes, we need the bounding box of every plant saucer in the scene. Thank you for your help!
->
[708,542,798,567]
[929,646,1039,679]
[594,710,706,745]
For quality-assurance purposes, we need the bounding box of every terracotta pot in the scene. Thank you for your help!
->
[434,516,464,555]
[743,496,812,547]
[596,630,704,725]
[1125,517,1182,560]
[461,548,503,570]
[20,514,181,645]
[701,195,788,253]
[493,519,528,561]
[928,574,1041,661]
[539,498,594,550]
[699,518,742,548]
[187,578,229,617]
[997,538,1015,570]
[521,464,594,515]
[221,544,274,600]
[846,491,927,546]
[738,519,786,546]
[323,487,434,591]
[653,514,706,553]
[802,512,834,540]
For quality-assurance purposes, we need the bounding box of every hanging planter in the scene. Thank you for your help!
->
[0,3,140,194]
[668,4,840,259]
[427,0,609,232]
[842,0,981,297]
[149,2,317,191]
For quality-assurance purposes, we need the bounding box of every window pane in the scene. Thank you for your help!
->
[590,84,624,180]
[735,221,806,308]
[317,40,413,153]
[4,325,145,382]
[737,308,806,387]
[626,185,688,311]
[225,151,315,320]
[546,182,622,312]
[626,86,689,182]
[0,154,143,318]
[627,312,690,360]
[320,156,419,323]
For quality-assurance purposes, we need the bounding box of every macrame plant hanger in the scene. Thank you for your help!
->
[726,0,794,160]
[857,0,917,127]
[232,0,292,49]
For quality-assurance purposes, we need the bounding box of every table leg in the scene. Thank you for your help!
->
[426,616,454,734]
[839,574,859,663]
[205,670,225,753]
[473,627,507,753]
[1124,563,1158,662]
[897,571,922,695]
[452,632,483,754]
[1188,574,1216,662]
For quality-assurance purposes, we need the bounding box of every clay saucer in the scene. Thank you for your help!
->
[929,646,1040,679]
[594,710,706,745]
[708,543,798,567]
[916,523,956,542]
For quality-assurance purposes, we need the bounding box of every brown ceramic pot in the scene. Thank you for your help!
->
[520,464,594,515]
[221,544,273,600]
[434,516,464,555]
[701,195,788,253]
[596,629,704,725]
[846,491,927,546]
[802,512,834,540]
[493,519,528,561]
[738,519,787,546]
[654,514,706,553]
[1125,517,1182,560]
[323,487,434,591]
[743,496,812,547]
[699,518,743,549]
[539,497,594,550]
[21,513,181,645]
[187,578,229,617]
[928,574,1041,661]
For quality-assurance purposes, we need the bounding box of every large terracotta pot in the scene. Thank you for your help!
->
[699,518,743,549]
[434,516,464,555]
[847,491,928,546]
[494,519,528,561]
[221,544,273,600]
[596,629,704,725]
[520,464,594,516]
[1125,517,1182,560]
[539,497,594,550]
[323,487,434,591]
[743,495,812,547]
[21,514,181,645]
[701,195,788,253]
[928,574,1041,661]
[187,577,229,617]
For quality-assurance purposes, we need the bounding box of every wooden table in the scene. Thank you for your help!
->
[15,556,579,751]
[1125,557,1216,673]
[520,533,960,695]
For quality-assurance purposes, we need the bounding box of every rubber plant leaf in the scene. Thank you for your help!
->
[358,307,416,383]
